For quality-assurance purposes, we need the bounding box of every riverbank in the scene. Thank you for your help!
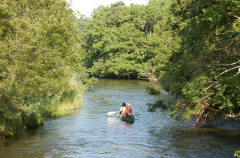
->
[0,82,85,137]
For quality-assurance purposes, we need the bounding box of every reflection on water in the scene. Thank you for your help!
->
[0,79,240,157]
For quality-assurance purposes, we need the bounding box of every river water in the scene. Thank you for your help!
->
[0,79,240,158]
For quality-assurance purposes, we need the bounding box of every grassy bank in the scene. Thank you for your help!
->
[0,82,85,137]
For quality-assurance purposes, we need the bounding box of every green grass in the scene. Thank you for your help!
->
[0,83,85,137]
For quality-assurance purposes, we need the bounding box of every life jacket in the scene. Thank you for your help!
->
[126,107,132,116]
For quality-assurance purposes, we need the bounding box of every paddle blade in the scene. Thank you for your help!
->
[108,111,118,115]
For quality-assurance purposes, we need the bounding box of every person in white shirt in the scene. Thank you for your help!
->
[119,102,126,114]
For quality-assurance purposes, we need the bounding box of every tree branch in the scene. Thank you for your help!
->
[219,65,240,76]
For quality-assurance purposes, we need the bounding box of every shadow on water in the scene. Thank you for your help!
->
[147,117,240,158]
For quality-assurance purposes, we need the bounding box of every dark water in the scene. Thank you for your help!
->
[0,79,240,158]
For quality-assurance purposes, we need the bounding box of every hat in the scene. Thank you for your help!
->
[127,103,131,107]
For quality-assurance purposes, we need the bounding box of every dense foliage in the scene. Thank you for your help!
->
[81,0,239,129]
[0,0,94,136]
[82,0,180,80]
[160,0,240,126]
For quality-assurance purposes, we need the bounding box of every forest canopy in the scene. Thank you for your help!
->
[81,0,180,80]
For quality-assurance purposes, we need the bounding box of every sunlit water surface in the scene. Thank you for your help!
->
[0,79,240,158]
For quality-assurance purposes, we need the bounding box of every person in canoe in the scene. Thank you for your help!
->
[121,103,133,118]
[119,102,126,114]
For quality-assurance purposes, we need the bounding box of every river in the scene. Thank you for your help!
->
[0,79,239,157]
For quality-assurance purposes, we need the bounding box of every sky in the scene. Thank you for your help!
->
[68,0,149,18]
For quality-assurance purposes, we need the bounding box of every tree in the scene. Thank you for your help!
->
[82,0,180,80]
[0,0,93,136]
[159,0,240,126]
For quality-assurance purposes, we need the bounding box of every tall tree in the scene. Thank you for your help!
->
[82,0,180,80]
[0,0,92,136]
[160,0,240,126]
[83,2,147,79]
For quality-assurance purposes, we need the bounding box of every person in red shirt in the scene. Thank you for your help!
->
[121,103,133,118]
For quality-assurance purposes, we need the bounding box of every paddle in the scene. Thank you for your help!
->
[108,111,139,116]
[107,111,119,115]
[118,114,139,121]
[117,115,123,121]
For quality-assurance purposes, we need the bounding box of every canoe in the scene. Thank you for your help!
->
[118,115,134,123]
